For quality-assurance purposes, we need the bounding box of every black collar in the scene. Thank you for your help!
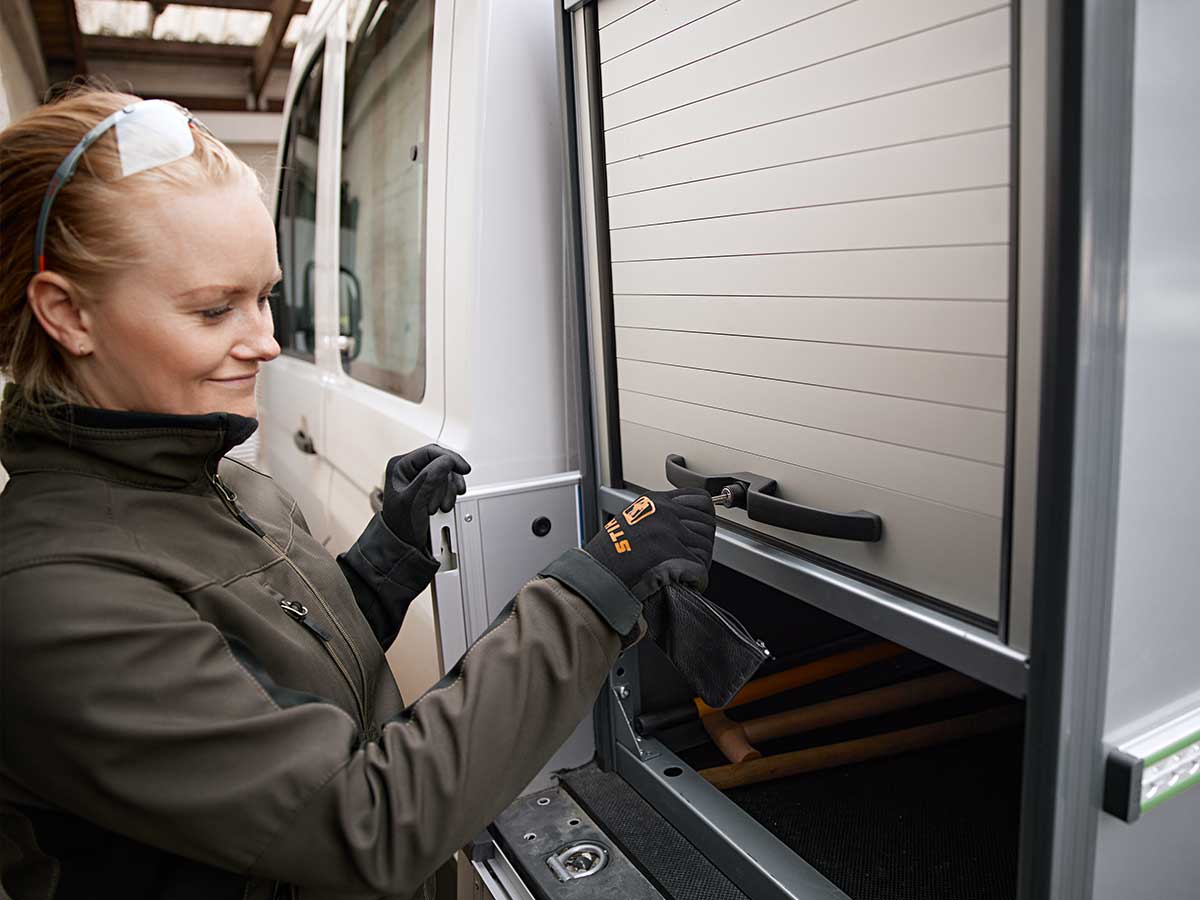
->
[1,385,259,492]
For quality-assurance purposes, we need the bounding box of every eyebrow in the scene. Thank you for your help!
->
[176,270,283,301]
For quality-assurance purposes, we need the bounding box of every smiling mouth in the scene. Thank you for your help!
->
[210,374,258,384]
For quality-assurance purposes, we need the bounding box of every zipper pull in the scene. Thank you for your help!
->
[209,470,267,537]
[280,598,332,642]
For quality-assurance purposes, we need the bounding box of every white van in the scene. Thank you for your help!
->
[263,1,1200,898]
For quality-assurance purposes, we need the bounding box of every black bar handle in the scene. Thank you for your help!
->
[293,429,317,455]
[665,454,882,543]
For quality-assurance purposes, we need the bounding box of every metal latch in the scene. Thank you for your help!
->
[546,842,609,882]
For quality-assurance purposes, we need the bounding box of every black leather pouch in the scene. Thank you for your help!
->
[643,583,770,708]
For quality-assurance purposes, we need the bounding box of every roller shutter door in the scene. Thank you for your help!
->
[594,0,1014,620]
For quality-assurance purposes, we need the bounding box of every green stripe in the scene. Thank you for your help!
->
[1141,769,1200,814]
[1144,728,1200,765]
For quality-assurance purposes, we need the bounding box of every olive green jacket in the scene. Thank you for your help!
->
[0,398,639,899]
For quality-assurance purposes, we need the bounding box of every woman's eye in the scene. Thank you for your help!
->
[257,293,271,307]
[200,305,234,320]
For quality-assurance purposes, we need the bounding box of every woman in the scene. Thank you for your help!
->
[0,90,716,899]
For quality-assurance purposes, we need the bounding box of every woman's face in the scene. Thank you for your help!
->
[74,177,281,418]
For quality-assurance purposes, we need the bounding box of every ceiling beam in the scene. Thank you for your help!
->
[251,0,301,105]
[158,0,310,13]
[142,92,285,113]
[84,34,294,68]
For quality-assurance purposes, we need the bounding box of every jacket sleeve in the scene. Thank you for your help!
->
[336,512,441,650]
[0,551,638,898]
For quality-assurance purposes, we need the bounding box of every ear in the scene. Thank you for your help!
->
[26,272,92,356]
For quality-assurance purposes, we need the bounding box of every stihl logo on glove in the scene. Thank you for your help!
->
[622,496,656,526]
[603,496,658,554]
[604,519,632,553]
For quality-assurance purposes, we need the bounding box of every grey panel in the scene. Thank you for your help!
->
[607,128,1010,228]
[606,68,1010,196]
[599,0,853,94]
[616,326,1008,409]
[477,484,581,621]
[594,0,1011,619]
[611,245,1009,300]
[620,390,1003,515]
[608,188,1009,260]
[600,0,1005,121]
[1094,1,1200,893]
[603,7,1010,160]
[614,294,1009,356]
[597,0,732,62]
[597,0,652,29]
[620,421,1003,619]
[616,358,1006,463]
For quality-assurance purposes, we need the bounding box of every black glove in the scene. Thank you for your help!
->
[582,489,716,601]
[380,445,471,552]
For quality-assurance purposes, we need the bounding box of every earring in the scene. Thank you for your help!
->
[77,343,86,355]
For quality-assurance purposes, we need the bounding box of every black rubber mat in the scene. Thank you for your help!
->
[561,764,750,900]
[719,731,1023,900]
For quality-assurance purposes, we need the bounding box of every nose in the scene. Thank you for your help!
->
[232,301,281,362]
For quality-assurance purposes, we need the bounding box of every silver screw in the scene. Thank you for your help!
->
[536,797,551,806]
[615,685,629,699]
[464,513,473,523]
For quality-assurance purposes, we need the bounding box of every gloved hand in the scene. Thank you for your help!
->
[582,488,716,601]
[380,445,471,552]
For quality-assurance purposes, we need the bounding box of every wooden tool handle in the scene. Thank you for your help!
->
[745,670,980,746]
[700,711,761,763]
[700,705,1022,790]
[693,641,904,716]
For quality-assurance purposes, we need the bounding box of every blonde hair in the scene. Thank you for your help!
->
[0,87,262,412]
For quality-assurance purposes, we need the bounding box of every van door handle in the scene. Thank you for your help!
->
[665,454,882,542]
[293,429,317,455]
[369,487,384,513]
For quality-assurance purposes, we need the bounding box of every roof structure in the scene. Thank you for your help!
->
[28,0,311,111]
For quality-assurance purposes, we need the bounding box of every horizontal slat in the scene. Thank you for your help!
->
[598,0,734,62]
[604,0,1003,124]
[598,0,656,30]
[615,326,1007,409]
[604,7,1010,162]
[606,68,1009,196]
[608,128,1009,228]
[610,245,1010,302]
[617,358,1007,463]
[609,188,1009,261]
[619,421,1003,618]
[619,391,1002,514]
[613,293,1008,356]
[600,0,851,96]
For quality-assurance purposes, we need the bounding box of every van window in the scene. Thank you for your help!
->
[338,0,433,401]
[274,51,325,362]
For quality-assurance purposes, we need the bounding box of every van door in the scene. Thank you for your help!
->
[320,0,448,699]
[262,46,336,542]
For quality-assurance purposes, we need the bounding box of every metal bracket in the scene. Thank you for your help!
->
[609,682,658,762]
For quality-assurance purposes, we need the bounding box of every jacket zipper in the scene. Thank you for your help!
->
[279,598,332,642]
[208,469,372,732]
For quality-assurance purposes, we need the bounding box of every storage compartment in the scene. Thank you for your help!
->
[584,0,1020,621]
[624,563,1024,900]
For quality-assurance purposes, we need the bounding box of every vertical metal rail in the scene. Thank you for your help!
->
[1018,0,1136,897]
